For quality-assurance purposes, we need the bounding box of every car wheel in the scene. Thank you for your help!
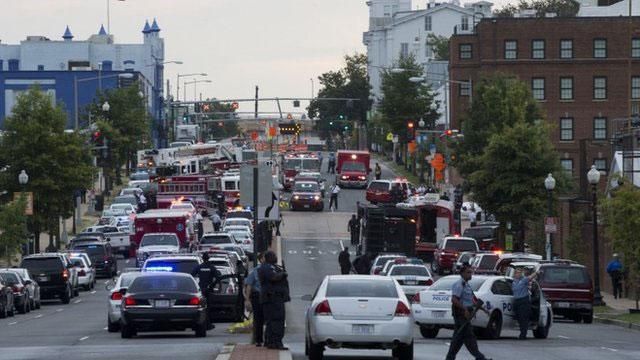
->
[36,300,41,309]
[307,337,324,360]
[121,324,136,338]
[0,303,6,319]
[583,311,593,324]
[23,300,30,313]
[8,303,15,317]
[392,341,413,360]
[533,311,551,339]
[107,317,120,332]
[194,322,207,337]
[484,311,502,339]
[419,325,439,338]
[73,285,80,297]
[61,287,71,304]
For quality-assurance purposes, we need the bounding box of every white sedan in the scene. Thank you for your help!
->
[305,275,414,359]
[69,256,95,291]
[386,264,433,299]
[411,275,552,339]
[227,230,253,256]
[106,271,141,332]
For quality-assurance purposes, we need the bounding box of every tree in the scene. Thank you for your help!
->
[468,120,565,251]
[203,102,240,140]
[601,181,640,309]
[427,34,449,61]
[494,0,580,17]
[0,87,94,251]
[0,196,27,265]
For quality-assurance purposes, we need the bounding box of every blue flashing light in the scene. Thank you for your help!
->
[144,265,174,272]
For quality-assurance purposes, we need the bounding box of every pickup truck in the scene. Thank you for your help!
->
[82,225,131,257]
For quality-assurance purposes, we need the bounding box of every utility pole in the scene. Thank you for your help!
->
[254,86,259,119]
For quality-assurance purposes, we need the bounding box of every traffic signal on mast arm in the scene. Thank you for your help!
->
[91,131,104,147]
[440,129,460,139]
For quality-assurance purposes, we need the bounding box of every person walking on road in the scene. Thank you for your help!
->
[374,163,382,180]
[244,253,265,346]
[195,211,204,241]
[329,183,341,211]
[338,247,351,274]
[606,253,624,299]
[446,264,492,360]
[211,211,222,232]
[138,193,147,213]
[512,268,538,339]
[328,153,336,174]
[258,251,290,350]
[348,214,360,245]
[390,183,404,204]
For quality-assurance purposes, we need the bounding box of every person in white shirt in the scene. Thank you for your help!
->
[138,193,147,212]
[329,184,341,211]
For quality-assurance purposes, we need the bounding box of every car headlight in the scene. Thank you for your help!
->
[314,195,320,201]
[341,175,348,180]
[294,195,300,200]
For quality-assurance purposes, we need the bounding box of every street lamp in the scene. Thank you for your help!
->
[102,101,110,112]
[74,72,134,130]
[176,73,207,102]
[544,173,556,261]
[18,170,29,186]
[587,165,605,306]
[18,170,31,254]
[184,79,212,101]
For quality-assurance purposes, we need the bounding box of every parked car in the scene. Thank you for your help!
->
[222,217,253,231]
[120,187,144,197]
[207,267,244,322]
[469,253,500,275]
[493,253,543,274]
[1,268,40,310]
[0,275,15,318]
[412,275,552,339]
[295,171,326,197]
[370,254,405,275]
[71,242,117,277]
[386,264,434,300]
[199,233,236,251]
[109,203,137,215]
[106,271,141,332]
[365,178,411,204]
[305,275,414,359]
[432,236,479,275]
[452,251,477,274]
[0,271,30,314]
[135,233,181,267]
[120,272,208,338]
[142,254,202,275]
[69,256,96,290]
[113,195,140,209]
[463,222,500,251]
[537,260,594,323]
[20,253,75,304]
[225,230,253,257]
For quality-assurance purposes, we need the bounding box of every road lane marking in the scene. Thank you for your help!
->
[103,327,108,330]
[125,259,131,264]
[91,291,96,294]
[56,308,64,312]
[558,335,570,339]
[601,347,618,352]
[34,314,43,319]
[308,257,317,260]
[79,336,89,341]
[340,240,345,251]
[8,321,17,325]
[74,299,82,304]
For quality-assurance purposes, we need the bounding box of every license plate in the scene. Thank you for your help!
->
[304,204,310,208]
[432,310,446,319]
[352,324,374,335]
[155,300,170,308]
[38,276,48,282]
[405,280,417,285]
[556,302,570,308]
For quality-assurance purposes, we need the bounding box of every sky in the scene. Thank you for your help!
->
[0,0,512,115]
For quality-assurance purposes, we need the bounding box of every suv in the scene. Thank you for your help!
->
[462,222,500,251]
[469,253,500,275]
[537,261,594,323]
[199,233,236,251]
[136,233,181,267]
[432,236,479,275]
[71,242,117,277]
[142,254,202,275]
[20,253,75,304]
[289,181,324,211]
[365,179,411,204]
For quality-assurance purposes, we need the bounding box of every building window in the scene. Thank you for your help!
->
[560,77,574,100]
[0,60,3,71]
[633,38,640,58]
[593,38,607,58]
[532,40,545,59]
[37,65,44,71]
[632,76,640,99]
[8,59,19,71]
[425,39,433,58]
[425,16,432,31]
[383,5,392,17]
[561,159,574,176]
[593,77,607,100]
[400,43,409,58]
[594,158,607,173]
[459,81,471,96]
[560,117,574,141]
[560,39,573,59]
[461,16,469,31]
[532,78,545,100]
[504,40,517,59]
[459,44,472,59]
[593,117,607,140]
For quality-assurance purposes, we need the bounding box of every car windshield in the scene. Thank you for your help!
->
[541,267,590,284]
[342,161,366,172]
[458,253,473,263]
[284,159,301,170]
[0,272,19,284]
[140,235,179,247]
[114,197,136,205]
[144,259,200,274]
[478,255,499,269]
[430,277,486,291]
[230,232,249,239]
[21,258,64,271]
[130,172,150,181]
[226,220,249,226]
[72,244,105,256]
[463,227,496,239]
[390,266,429,276]
[129,275,197,293]
[326,279,398,298]
[201,235,233,244]
[368,182,389,191]
[302,159,320,170]
[444,239,478,251]
[70,258,86,267]
[119,274,140,288]
[294,182,319,192]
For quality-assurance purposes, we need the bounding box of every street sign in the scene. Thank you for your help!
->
[429,143,437,156]
[386,132,393,141]
[392,135,399,144]
[431,153,445,171]
[545,217,558,234]
[240,165,273,208]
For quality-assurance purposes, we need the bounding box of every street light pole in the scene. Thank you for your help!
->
[544,173,556,261]
[18,170,31,254]
[587,165,605,306]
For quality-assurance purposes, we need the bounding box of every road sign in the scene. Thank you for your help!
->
[545,217,558,234]
[431,153,446,171]
[392,135,399,144]
[429,143,437,156]
[386,132,393,141]
[231,101,239,110]
[240,165,273,208]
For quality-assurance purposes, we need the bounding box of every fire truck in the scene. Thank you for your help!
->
[130,209,196,250]
[282,152,321,190]
[155,175,220,214]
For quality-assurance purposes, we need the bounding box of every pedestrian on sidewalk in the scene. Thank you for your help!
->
[258,251,290,350]
[348,214,360,246]
[329,183,340,211]
[244,252,265,346]
[374,163,382,180]
[606,253,624,299]
[512,268,538,339]
[339,247,351,275]
[211,211,222,232]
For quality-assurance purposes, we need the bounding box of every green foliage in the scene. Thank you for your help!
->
[308,53,371,125]
[601,181,640,305]
[427,34,450,61]
[204,102,240,139]
[378,55,439,135]
[0,86,94,240]
[566,211,586,264]
[0,196,27,265]
[494,0,580,17]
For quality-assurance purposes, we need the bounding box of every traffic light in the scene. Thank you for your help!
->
[440,129,459,139]
[407,121,415,141]
[92,131,104,147]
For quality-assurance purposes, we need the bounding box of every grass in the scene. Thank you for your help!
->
[614,313,640,324]
[594,305,640,325]
[593,305,616,314]
[373,153,421,184]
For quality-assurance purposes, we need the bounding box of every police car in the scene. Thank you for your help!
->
[411,275,553,339]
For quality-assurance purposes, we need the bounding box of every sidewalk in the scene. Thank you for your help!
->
[218,344,292,360]
[601,291,639,312]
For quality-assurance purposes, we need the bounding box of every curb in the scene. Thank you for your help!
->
[594,315,640,331]
[214,344,235,360]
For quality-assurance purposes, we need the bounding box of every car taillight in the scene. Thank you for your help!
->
[394,301,411,317]
[373,267,381,275]
[243,240,251,244]
[104,256,110,263]
[412,293,420,303]
[111,292,123,301]
[78,270,86,276]
[62,269,69,280]
[314,300,332,316]
[124,297,136,307]
[188,297,201,306]
[12,285,23,293]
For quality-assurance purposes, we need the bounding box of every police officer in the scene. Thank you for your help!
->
[348,214,360,246]
[258,251,290,350]
[374,163,382,180]
[244,253,265,346]
[338,247,351,275]
[446,263,492,360]
[191,252,222,329]
[390,183,404,204]
[512,268,538,339]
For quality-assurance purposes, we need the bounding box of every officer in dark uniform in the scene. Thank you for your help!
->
[390,183,404,204]
[191,252,222,300]
[338,247,351,275]
[258,251,290,350]
[446,263,492,360]
[348,214,360,246]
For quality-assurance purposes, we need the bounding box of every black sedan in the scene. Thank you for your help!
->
[207,269,244,323]
[120,272,208,338]
[0,275,15,318]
